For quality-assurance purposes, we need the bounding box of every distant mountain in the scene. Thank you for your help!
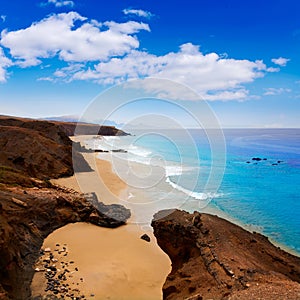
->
[42,115,80,123]
[42,115,125,128]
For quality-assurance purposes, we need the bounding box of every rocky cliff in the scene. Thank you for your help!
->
[152,209,300,300]
[0,115,128,181]
[0,116,131,299]
[0,186,130,300]
[54,121,129,137]
[0,116,92,180]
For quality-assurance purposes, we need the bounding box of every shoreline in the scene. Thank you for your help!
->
[31,144,171,300]
[31,134,299,298]
[72,135,300,257]
[90,139,300,257]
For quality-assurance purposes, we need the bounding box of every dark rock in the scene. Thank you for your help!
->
[140,234,151,242]
[252,157,262,161]
[111,149,128,153]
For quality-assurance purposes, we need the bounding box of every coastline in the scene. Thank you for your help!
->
[31,133,299,298]
[31,145,171,299]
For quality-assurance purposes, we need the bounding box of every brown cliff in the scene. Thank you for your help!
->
[55,121,129,136]
[0,186,130,300]
[0,115,128,181]
[152,209,300,300]
[0,115,131,299]
[0,116,92,180]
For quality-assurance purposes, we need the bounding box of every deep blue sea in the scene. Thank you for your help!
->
[88,128,300,254]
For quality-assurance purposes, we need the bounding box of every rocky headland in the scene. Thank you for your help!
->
[0,116,131,299]
[152,209,300,300]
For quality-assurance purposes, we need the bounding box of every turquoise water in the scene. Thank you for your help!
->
[89,129,300,254]
[129,129,300,253]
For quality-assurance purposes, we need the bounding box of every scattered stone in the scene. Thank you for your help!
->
[140,233,151,242]
[11,197,28,207]
[252,157,262,161]
[33,245,86,299]
[35,267,44,272]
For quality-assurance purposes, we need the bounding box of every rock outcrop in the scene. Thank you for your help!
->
[0,115,129,182]
[0,117,92,180]
[0,186,130,300]
[152,209,300,300]
[55,121,129,137]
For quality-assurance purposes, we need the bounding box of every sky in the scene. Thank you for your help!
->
[0,0,299,128]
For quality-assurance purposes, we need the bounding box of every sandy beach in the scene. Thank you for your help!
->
[31,137,171,300]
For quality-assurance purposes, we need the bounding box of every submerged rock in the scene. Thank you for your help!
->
[252,157,262,161]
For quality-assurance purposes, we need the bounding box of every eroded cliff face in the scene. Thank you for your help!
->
[0,115,129,181]
[0,186,130,300]
[152,209,300,300]
[0,118,92,180]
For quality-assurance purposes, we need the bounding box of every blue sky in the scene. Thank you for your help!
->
[0,0,299,128]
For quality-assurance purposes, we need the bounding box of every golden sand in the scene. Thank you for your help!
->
[31,150,171,300]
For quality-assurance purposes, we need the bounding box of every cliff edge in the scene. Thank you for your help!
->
[152,209,300,300]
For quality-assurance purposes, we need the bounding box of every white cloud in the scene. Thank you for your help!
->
[37,76,54,82]
[263,87,291,96]
[1,15,6,23]
[0,12,284,101]
[72,43,268,101]
[41,0,75,8]
[123,8,154,19]
[0,47,12,82]
[271,57,290,66]
[1,12,150,67]
[266,67,280,72]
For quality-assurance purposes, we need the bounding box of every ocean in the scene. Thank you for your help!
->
[84,128,300,254]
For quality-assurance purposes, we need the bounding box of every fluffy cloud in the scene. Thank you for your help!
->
[1,12,150,67]
[72,43,267,101]
[1,15,6,23]
[271,57,290,66]
[41,0,75,7]
[123,8,154,19]
[0,11,284,101]
[263,87,291,96]
[0,47,12,82]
